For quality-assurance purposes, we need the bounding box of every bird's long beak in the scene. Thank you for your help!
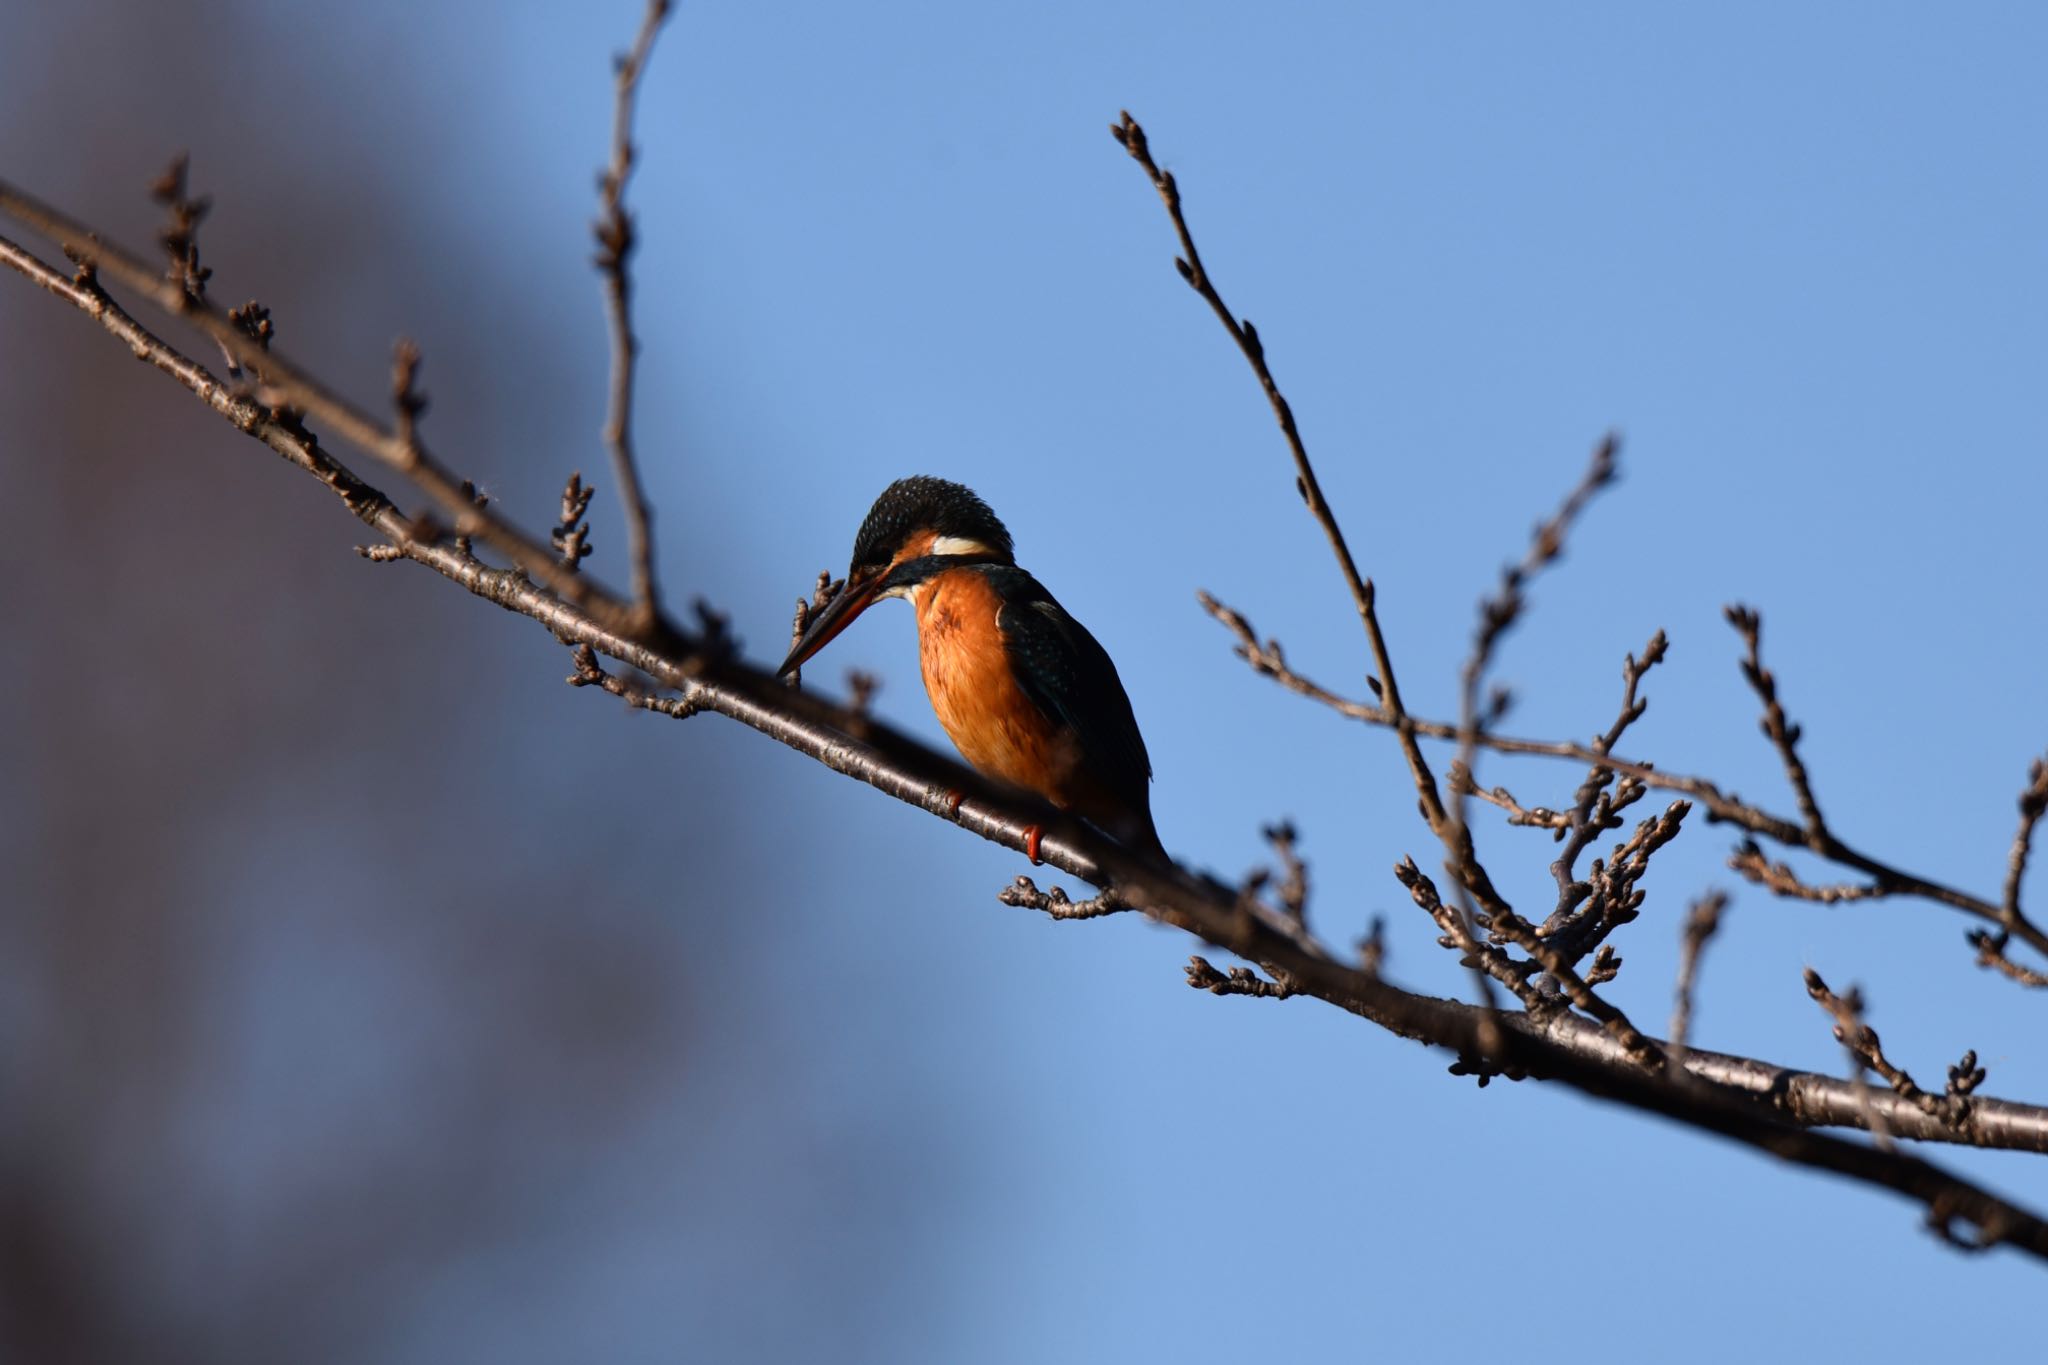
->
[777,573,881,676]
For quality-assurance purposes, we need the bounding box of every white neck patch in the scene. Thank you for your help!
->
[930,535,998,559]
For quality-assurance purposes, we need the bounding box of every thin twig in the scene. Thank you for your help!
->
[1998,753,2048,936]
[1998,757,2048,916]
[0,176,665,648]
[1187,956,1296,999]
[1445,438,1624,995]
[1729,841,1885,903]
[784,570,841,689]
[1669,891,1727,1068]
[1263,821,1309,926]
[1550,628,1666,900]
[1726,605,1825,839]
[1393,857,1548,1014]
[149,153,210,307]
[1441,439,1622,1013]
[1805,968,1977,1136]
[553,472,596,570]
[594,0,674,632]
[1969,931,2048,987]
[1460,434,1619,744]
[1111,111,1547,1049]
[1446,764,1571,829]
[999,876,1130,921]
[567,643,699,718]
[1112,112,1451,850]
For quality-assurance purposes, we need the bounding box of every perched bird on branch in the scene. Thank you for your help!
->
[780,476,1164,863]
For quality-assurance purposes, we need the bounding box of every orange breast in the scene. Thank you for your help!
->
[916,568,1075,803]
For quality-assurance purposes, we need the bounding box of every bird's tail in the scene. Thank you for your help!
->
[1112,808,1170,865]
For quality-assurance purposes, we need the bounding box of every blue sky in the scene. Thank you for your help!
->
[4,1,2046,1359]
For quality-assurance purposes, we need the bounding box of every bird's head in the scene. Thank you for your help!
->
[777,476,1013,676]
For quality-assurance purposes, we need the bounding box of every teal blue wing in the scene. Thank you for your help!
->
[985,567,1159,854]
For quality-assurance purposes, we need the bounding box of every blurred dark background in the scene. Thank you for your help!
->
[0,5,958,1360]
[5,3,2046,1361]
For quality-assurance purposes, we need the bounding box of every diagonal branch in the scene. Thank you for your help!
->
[11,176,2048,1257]
[1730,841,1885,903]
[0,175,672,649]
[1726,605,1825,840]
[1110,111,1539,1045]
[1111,111,1453,851]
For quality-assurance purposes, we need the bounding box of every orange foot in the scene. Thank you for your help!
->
[1023,824,1043,865]
[943,789,964,818]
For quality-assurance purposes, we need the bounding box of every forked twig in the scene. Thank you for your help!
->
[1198,591,2048,973]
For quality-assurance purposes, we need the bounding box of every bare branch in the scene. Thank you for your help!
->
[999,876,1130,922]
[593,0,674,630]
[1394,857,1545,1014]
[567,643,699,719]
[1446,764,1571,830]
[1488,906,1667,1070]
[148,153,210,307]
[1805,969,1978,1137]
[553,471,597,570]
[1357,916,1387,977]
[1187,956,1295,999]
[1113,112,1452,853]
[844,669,880,720]
[1730,840,1885,903]
[1198,590,2048,969]
[1669,891,1727,1064]
[783,571,841,689]
[2005,755,2048,917]
[1990,752,2048,968]
[1263,821,1309,926]
[391,337,427,459]
[12,128,2048,1262]
[1435,438,1625,1017]
[1969,930,2048,987]
[1536,798,1691,976]
[1725,604,1825,840]
[0,177,666,647]
[1551,630,1666,895]
[1461,434,1619,735]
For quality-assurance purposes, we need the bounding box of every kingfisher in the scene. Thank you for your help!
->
[778,476,1165,864]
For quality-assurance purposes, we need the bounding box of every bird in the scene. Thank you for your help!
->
[778,476,1165,864]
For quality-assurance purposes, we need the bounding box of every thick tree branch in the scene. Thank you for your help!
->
[9,157,2048,1262]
